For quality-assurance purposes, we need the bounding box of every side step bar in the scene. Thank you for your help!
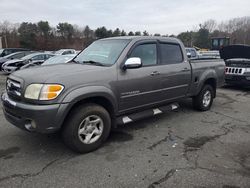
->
[116,103,179,125]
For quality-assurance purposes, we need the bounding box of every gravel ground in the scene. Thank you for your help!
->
[0,73,250,188]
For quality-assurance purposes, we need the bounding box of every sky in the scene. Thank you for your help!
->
[1,0,250,35]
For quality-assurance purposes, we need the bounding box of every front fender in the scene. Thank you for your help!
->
[62,85,118,112]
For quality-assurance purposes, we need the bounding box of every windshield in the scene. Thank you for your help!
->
[21,53,35,60]
[74,39,130,66]
[42,55,74,65]
[4,52,22,59]
[54,50,65,55]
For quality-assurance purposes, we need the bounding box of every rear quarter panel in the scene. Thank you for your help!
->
[188,59,225,96]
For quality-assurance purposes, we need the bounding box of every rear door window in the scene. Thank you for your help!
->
[160,43,183,64]
[11,52,24,59]
[45,54,54,59]
[62,51,72,55]
[31,55,45,61]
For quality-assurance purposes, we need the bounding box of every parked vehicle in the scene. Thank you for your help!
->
[186,48,220,60]
[0,48,29,57]
[54,49,76,55]
[199,50,220,59]
[1,36,225,153]
[220,45,250,86]
[2,53,54,74]
[186,48,199,59]
[20,54,75,69]
[211,37,230,50]
[42,54,76,66]
[75,50,81,54]
[0,51,35,71]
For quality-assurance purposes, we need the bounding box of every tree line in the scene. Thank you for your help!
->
[0,16,249,50]
[0,21,157,50]
[178,16,250,48]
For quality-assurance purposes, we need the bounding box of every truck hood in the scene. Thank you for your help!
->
[220,45,250,60]
[11,63,109,83]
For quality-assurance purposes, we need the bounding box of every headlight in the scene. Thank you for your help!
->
[25,84,64,100]
[39,84,64,100]
[24,84,43,99]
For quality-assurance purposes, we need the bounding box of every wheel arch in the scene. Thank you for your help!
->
[203,78,217,98]
[195,69,218,98]
[59,86,118,129]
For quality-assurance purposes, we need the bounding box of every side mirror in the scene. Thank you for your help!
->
[123,57,142,70]
[187,52,191,58]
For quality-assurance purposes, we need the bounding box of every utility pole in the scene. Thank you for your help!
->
[4,35,8,48]
[0,36,2,48]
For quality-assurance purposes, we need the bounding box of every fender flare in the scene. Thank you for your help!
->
[195,70,218,96]
[62,85,118,111]
[56,86,118,126]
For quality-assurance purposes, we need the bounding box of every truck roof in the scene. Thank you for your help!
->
[100,36,181,43]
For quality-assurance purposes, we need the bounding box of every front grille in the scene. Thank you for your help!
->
[225,67,246,75]
[6,78,21,99]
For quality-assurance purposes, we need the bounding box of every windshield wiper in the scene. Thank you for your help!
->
[82,60,105,66]
[71,59,80,64]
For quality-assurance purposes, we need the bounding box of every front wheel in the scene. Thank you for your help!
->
[62,103,111,153]
[193,85,214,111]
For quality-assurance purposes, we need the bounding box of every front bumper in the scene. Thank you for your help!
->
[225,75,250,86]
[1,92,69,133]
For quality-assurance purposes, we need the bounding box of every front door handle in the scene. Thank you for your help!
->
[150,71,160,76]
[181,68,189,72]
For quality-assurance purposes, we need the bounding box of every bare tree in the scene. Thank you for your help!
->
[203,19,217,33]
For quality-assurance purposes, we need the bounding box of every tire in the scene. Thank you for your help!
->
[193,85,214,111]
[62,103,111,153]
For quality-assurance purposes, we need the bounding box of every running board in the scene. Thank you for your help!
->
[116,103,179,125]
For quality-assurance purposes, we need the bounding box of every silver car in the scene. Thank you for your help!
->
[42,54,76,66]
[2,53,54,74]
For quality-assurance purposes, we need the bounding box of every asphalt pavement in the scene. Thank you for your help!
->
[0,73,250,188]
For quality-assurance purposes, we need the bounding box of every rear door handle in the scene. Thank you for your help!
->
[150,71,160,76]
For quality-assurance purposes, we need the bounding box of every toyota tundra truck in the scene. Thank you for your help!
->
[1,37,225,153]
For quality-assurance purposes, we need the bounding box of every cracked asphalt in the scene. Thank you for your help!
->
[0,73,250,188]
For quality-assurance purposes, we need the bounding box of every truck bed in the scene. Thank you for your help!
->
[188,58,225,96]
[190,58,223,63]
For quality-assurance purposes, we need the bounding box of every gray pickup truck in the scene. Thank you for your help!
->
[1,37,225,153]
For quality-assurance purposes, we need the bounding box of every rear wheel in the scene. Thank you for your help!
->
[62,103,111,153]
[193,85,214,111]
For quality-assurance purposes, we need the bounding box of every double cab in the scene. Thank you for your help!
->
[2,37,225,153]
